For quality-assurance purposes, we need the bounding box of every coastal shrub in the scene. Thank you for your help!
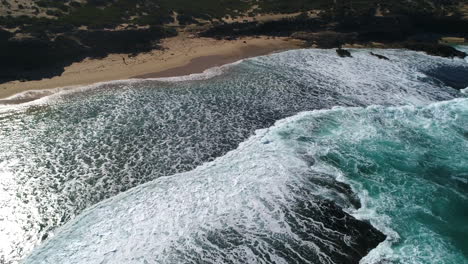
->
[1,38,62,71]
[0,0,467,85]
[73,27,177,55]
[177,14,198,25]
[0,25,177,83]
[87,0,111,7]
[17,17,72,34]
[257,0,332,13]
[200,15,325,38]
[412,16,468,34]
[159,0,251,19]
[58,0,150,28]
[36,0,69,10]
[60,5,124,28]
[46,10,63,17]
[69,1,81,8]
[135,12,174,26]
[0,15,47,28]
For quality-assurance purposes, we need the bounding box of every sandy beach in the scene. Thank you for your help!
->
[0,34,304,103]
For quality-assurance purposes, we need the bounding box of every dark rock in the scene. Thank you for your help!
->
[291,31,358,48]
[370,52,390,60]
[336,48,352,58]
[407,33,442,43]
[284,197,386,263]
[424,65,468,90]
[404,43,467,58]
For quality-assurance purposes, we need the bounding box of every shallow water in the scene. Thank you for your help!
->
[0,48,467,263]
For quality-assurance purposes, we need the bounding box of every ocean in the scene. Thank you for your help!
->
[0,48,467,264]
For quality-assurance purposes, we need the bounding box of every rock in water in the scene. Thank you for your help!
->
[336,48,352,58]
[404,43,467,58]
[424,65,468,90]
[370,52,390,60]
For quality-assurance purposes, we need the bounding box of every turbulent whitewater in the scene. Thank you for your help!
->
[0,48,467,264]
[23,98,468,264]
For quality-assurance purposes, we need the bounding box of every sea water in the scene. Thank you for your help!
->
[0,48,467,263]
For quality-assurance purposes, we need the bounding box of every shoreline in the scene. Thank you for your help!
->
[0,34,465,105]
[0,35,304,104]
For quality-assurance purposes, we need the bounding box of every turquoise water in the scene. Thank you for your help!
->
[1,48,467,263]
[22,98,468,264]
[277,99,468,263]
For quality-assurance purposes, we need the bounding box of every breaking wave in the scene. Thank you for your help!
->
[0,48,467,263]
[24,98,468,264]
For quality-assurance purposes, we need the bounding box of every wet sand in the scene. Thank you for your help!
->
[134,55,231,78]
[135,43,295,79]
[0,35,304,104]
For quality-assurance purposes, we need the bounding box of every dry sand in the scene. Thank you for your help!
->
[0,34,304,103]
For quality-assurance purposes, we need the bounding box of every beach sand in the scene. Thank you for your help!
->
[0,34,304,103]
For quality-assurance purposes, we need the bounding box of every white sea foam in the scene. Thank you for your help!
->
[254,48,464,106]
[3,46,466,112]
[145,59,244,82]
[23,98,468,264]
[21,108,354,264]
[0,59,243,112]
[2,48,467,263]
[454,45,468,63]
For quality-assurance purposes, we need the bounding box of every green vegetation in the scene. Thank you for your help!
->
[158,0,251,19]
[0,0,246,30]
[36,0,69,11]
[257,0,332,13]
[61,5,127,28]
[1,0,466,32]
[0,0,466,84]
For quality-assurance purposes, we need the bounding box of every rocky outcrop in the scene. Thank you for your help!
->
[424,65,468,90]
[336,48,352,57]
[404,43,467,58]
[370,52,390,60]
[291,31,358,48]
